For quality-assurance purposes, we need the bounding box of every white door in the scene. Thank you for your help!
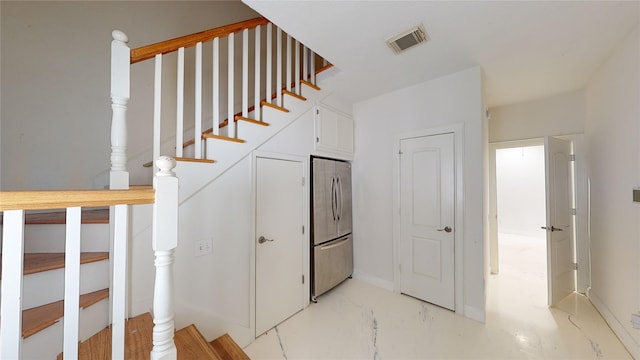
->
[399,133,455,310]
[256,157,304,336]
[544,137,575,305]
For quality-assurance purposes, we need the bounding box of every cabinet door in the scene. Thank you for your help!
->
[317,106,339,150]
[315,105,354,156]
[337,113,354,154]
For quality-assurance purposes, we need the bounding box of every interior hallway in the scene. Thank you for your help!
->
[244,233,631,359]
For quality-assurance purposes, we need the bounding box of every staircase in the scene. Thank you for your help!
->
[1,15,333,359]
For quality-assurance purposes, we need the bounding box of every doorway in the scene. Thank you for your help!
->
[489,136,585,306]
[253,154,308,337]
[494,142,548,305]
[393,124,465,315]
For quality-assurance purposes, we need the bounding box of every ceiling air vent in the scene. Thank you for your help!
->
[386,24,429,54]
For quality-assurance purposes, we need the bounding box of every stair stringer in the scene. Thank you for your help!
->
[175,84,332,204]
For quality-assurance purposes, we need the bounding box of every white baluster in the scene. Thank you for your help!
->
[0,210,25,359]
[110,30,130,190]
[195,42,203,158]
[151,156,179,360]
[153,54,162,173]
[303,45,308,82]
[254,25,261,121]
[176,47,185,158]
[213,37,220,136]
[228,32,235,138]
[310,50,316,85]
[242,28,249,119]
[63,207,82,359]
[286,34,292,93]
[295,40,300,95]
[266,23,273,105]
[276,27,283,107]
[112,203,129,360]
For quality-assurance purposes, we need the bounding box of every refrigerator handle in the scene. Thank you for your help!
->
[337,177,342,221]
[331,176,336,221]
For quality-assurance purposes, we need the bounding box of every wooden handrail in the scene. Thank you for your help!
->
[130,17,270,64]
[0,188,155,211]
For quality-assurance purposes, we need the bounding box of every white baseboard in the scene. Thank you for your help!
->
[351,269,395,291]
[589,290,640,359]
[464,305,486,323]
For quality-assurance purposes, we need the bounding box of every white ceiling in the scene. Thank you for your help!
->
[243,1,639,107]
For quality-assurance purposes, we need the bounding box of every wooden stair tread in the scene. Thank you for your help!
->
[144,157,215,167]
[316,63,334,75]
[300,79,321,91]
[0,208,109,225]
[0,252,109,278]
[210,333,250,360]
[23,288,109,339]
[175,324,222,359]
[59,312,155,360]
[202,134,246,143]
[282,89,307,102]
[260,101,290,113]
[234,115,269,126]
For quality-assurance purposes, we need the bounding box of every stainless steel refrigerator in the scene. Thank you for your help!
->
[311,157,353,301]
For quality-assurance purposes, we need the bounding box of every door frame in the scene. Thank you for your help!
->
[488,134,590,296]
[392,124,465,315]
[250,151,310,339]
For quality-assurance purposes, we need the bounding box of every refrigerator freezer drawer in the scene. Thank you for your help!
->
[313,235,353,297]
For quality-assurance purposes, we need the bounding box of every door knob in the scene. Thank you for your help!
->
[541,226,563,232]
[258,236,274,244]
[437,226,452,233]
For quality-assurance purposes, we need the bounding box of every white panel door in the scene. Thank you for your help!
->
[544,137,576,305]
[400,133,455,310]
[256,157,304,336]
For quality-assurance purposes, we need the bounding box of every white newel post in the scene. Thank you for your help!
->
[110,30,131,190]
[151,157,179,360]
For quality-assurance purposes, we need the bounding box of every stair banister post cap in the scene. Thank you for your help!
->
[112,30,129,43]
[155,156,177,177]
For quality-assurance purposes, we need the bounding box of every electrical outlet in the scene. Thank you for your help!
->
[194,239,213,257]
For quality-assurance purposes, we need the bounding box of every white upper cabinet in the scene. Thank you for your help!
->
[314,105,354,158]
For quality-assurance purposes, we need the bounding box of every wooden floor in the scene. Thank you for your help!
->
[59,312,249,359]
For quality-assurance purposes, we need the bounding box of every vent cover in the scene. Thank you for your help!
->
[386,25,429,54]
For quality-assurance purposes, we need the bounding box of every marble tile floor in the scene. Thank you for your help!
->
[244,234,631,359]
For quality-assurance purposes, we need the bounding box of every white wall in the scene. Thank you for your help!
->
[489,90,584,143]
[584,25,640,358]
[352,67,486,320]
[495,146,546,237]
[0,1,259,190]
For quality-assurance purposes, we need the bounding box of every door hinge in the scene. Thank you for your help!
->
[570,154,576,161]
[302,225,305,234]
[302,275,305,284]
[316,137,320,143]
[316,108,320,115]
[399,149,403,155]
[572,262,578,270]
[572,208,577,215]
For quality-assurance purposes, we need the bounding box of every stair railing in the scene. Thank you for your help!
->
[110,17,325,179]
[0,157,178,359]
